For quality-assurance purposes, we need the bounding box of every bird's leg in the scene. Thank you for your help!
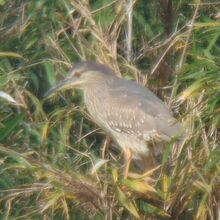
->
[124,148,133,178]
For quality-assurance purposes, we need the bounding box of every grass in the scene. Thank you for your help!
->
[0,0,219,219]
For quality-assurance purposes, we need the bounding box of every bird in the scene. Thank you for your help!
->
[45,61,182,177]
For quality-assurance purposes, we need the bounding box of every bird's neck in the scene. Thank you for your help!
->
[84,85,109,107]
[83,85,110,125]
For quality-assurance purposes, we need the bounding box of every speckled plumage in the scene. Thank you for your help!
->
[70,61,182,158]
[46,61,182,175]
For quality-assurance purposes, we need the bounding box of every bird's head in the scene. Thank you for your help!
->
[44,61,115,97]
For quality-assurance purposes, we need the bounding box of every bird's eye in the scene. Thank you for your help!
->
[74,72,81,77]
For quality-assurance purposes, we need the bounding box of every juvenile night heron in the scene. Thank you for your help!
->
[46,61,182,177]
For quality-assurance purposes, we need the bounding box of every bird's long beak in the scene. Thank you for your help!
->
[44,77,79,98]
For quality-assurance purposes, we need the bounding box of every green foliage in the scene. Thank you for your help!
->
[0,0,219,219]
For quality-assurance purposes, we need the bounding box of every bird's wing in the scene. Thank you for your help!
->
[105,78,182,141]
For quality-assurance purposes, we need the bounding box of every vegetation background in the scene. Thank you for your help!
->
[0,0,219,219]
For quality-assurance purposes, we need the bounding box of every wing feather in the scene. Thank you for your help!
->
[105,78,181,140]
